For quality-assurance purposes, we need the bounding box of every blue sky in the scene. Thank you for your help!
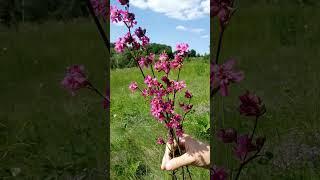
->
[110,0,210,55]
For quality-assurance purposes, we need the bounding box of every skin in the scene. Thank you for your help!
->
[161,134,210,171]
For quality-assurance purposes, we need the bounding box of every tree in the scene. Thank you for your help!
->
[189,49,196,57]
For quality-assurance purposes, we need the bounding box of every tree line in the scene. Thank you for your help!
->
[110,43,208,69]
[0,0,90,27]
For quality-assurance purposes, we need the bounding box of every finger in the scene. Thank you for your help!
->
[161,144,172,170]
[165,153,194,171]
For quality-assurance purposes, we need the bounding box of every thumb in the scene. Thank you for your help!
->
[165,153,194,171]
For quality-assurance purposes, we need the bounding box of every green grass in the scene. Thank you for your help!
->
[111,59,210,179]
[0,19,108,179]
[212,3,320,179]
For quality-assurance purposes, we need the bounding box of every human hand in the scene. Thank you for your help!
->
[161,134,210,171]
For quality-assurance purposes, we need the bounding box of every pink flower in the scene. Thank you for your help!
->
[185,90,192,98]
[155,60,170,74]
[167,120,180,129]
[167,114,182,129]
[173,81,186,92]
[141,89,148,97]
[114,37,127,53]
[110,6,123,23]
[122,11,137,28]
[239,91,266,117]
[211,0,233,27]
[156,137,165,145]
[212,59,244,96]
[179,103,193,112]
[135,27,146,38]
[163,100,174,114]
[159,52,169,61]
[129,82,138,92]
[144,75,153,87]
[118,0,129,5]
[144,75,159,88]
[123,32,135,44]
[139,53,155,68]
[216,128,237,143]
[170,54,184,69]
[150,97,165,121]
[140,36,150,47]
[155,87,166,98]
[176,43,189,56]
[91,0,107,18]
[161,76,172,86]
[172,114,182,122]
[132,41,140,50]
[138,57,147,68]
[234,134,256,161]
[211,166,228,180]
[176,126,184,137]
[61,65,89,95]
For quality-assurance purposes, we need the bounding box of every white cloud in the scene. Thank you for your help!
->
[176,25,205,34]
[201,35,209,39]
[190,28,204,33]
[130,0,210,20]
[176,25,187,31]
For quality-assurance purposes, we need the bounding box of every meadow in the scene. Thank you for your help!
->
[212,2,320,179]
[0,19,108,179]
[110,59,210,179]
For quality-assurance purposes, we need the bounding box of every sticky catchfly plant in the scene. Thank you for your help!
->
[110,0,195,179]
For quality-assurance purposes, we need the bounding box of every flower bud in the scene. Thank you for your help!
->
[118,0,129,5]
[216,128,237,143]
[156,137,165,145]
[135,27,146,38]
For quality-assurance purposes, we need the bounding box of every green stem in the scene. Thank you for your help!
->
[215,28,224,64]
[235,116,260,180]
[87,84,109,102]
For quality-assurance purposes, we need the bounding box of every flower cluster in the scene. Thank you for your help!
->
[239,90,266,117]
[211,0,234,28]
[210,166,228,180]
[139,53,155,68]
[211,59,244,96]
[111,1,193,155]
[213,90,267,178]
[91,0,107,19]
[216,92,266,161]
[61,65,89,95]
[128,48,191,139]
[110,4,150,53]
[61,64,110,109]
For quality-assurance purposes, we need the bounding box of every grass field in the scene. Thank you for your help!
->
[212,3,320,179]
[110,59,210,179]
[0,19,108,179]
